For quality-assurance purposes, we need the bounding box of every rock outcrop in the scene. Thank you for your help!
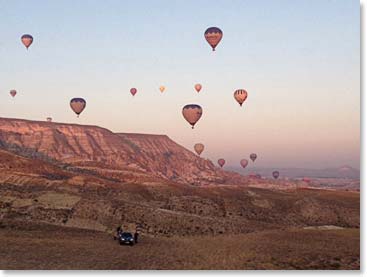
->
[0,117,246,185]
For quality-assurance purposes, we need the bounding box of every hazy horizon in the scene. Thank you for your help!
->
[0,0,360,169]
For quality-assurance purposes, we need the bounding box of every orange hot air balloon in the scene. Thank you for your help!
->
[204,27,223,51]
[70,98,86,117]
[21,34,33,49]
[46,117,52,122]
[240,159,248,169]
[272,171,280,179]
[159,86,165,93]
[130,88,137,96]
[9,90,17,97]
[182,104,203,129]
[218,158,225,168]
[194,143,204,155]
[250,153,257,162]
[234,89,248,106]
[194,84,202,93]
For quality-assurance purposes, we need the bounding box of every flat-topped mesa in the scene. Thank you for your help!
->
[0,117,246,185]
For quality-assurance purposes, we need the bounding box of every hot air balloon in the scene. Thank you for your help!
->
[234,89,248,107]
[302,177,311,183]
[159,86,165,93]
[70,98,86,117]
[194,84,202,93]
[250,153,257,162]
[21,34,33,49]
[46,117,52,122]
[204,27,223,51]
[272,171,280,179]
[9,90,17,98]
[130,88,137,96]
[194,143,204,156]
[240,159,248,169]
[182,104,203,129]
[218,158,225,168]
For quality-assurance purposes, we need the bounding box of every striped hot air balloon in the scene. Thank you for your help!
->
[182,104,203,129]
[21,34,33,49]
[204,27,223,51]
[70,98,86,117]
[234,89,248,107]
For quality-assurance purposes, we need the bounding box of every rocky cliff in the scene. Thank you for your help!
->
[0,117,245,185]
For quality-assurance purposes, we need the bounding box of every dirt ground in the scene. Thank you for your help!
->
[0,221,359,270]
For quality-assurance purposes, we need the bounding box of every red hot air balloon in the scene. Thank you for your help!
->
[9,90,17,98]
[130,88,137,96]
[218,158,225,168]
[195,84,202,93]
[70,98,86,117]
[250,153,257,162]
[234,89,248,107]
[21,34,33,49]
[182,104,203,129]
[204,27,223,51]
[272,171,280,179]
[240,159,248,169]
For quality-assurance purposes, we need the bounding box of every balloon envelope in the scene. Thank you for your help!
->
[194,84,202,93]
[240,159,248,168]
[21,34,33,49]
[204,27,223,51]
[218,159,225,168]
[234,89,248,106]
[9,90,17,97]
[70,98,86,117]
[130,88,137,96]
[194,143,204,155]
[250,153,257,162]
[182,104,203,129]
[272,171,280,179]
[159,86,165,93]
[46,117,52,122]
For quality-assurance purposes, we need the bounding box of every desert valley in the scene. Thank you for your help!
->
[0,117,360,269]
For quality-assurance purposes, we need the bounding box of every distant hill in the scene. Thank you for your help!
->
[228,166,360,179]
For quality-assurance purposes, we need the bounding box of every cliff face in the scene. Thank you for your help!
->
[0,117,241,185]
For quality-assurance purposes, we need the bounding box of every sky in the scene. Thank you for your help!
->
[0,0,360,169]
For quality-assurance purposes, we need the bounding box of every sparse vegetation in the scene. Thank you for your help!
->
[0,221,359,270]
